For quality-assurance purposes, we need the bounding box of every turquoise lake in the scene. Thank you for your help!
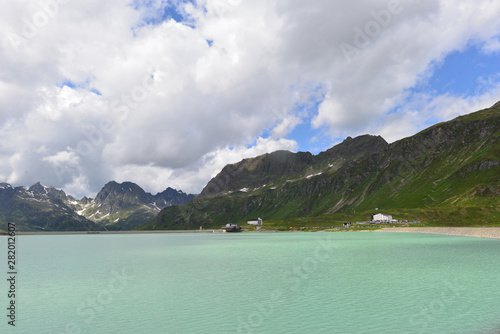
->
[1,232,499,333]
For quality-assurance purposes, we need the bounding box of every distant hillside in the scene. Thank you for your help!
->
[200,135,388,197]
[155,187,197,208]
[0,182,102,231]
[81,181,196,230]
[140,101,500,230]
[0,181,196,231]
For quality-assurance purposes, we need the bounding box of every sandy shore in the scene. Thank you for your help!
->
[377,227,500,239]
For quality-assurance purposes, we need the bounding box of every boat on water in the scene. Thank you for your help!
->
[222,223,242,232]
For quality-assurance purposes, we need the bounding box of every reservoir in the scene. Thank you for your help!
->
[1,232,499,333]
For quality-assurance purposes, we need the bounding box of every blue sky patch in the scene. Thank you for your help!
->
[57,79,102,96]
[413,43,500,98]
[58,79,76,89]
[132,0,196,27]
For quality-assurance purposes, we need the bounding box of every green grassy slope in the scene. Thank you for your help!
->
[139,103,500,230]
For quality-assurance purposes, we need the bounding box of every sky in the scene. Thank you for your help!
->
[1,0,500,198]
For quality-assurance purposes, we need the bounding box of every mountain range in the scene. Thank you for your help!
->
[1,102,498,231]
[80,181,196,230]
[139,101,500,230]
[0,181,196,231]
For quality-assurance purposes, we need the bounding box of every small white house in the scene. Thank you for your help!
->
[248,218,263,226]
[372,213,392,222]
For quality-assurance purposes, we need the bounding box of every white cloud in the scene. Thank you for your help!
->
[42,150,80,166]
[113,136,298,195]
[482,38,500,54]
[272,116,302,138]
[303,0,500,138]
[0,0,500,197]
[312,96,345,129]
[369,82,500,143]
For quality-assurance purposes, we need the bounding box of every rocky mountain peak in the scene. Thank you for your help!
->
[201,134,388,197]
[94,181,152,208]
[154,187,196,208]
[201,149,315,196]
[28,182,48,194]
[0,183,13,190]
[28,182,70,201]
[80,196,93,204]
[317,134,388,162]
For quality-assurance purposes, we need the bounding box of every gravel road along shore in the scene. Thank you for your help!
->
[377,227,500,239]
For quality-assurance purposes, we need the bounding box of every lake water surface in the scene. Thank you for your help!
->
[1,232,499,333]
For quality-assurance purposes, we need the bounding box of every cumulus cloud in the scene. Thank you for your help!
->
[113,136,298,195]
[368,81,500,143]
[0,0,499,197]
[306,0,500,139]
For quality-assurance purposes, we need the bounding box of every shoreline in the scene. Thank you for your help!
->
[0,229,284,236]
[0,230,227,236]
[376,227,500,240]
[3,227,500,239]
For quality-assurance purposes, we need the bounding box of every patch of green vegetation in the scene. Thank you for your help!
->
[257,206,500,229]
